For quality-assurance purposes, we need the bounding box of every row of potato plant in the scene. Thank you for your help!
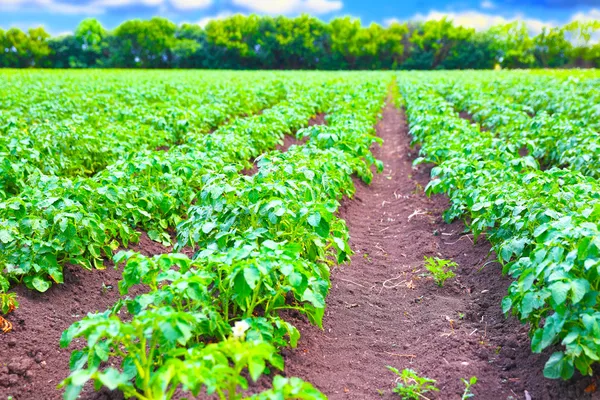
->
[59,77,388,399]
[398,75,600,380]
[0,77,346,296]
[477,72,599,129]
[0,72,288,196]
[428,72,600,178]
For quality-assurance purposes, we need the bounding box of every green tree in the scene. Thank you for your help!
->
[73,18,108,67]
[3,28,31,67]
[328,17,363,69]
[0,28,5,67]
[27,26,52,67]
[256,15,327,69]
[112,17,177,68]
[563,21,600,67]
[48,35,81,68]
[534,26,571,68]
[439,32,496,69]
[379,22,409,69]
[486,22,536,68]
[205,14,261,68]
[403,19,476,69]
[1,15,599,70]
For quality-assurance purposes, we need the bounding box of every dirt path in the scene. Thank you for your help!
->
[283,103,592,399]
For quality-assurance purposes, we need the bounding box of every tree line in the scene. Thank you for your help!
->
[1,15,599,70]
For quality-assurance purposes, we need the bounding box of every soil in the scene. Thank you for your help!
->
[0,106,594,400]
[0,233,170,400]
[282,103,594,399]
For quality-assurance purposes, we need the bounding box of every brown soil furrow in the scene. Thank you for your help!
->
[283,103,591,399]
[0,231,171,399]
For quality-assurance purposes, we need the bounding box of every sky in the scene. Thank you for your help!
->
[1,0,599,36]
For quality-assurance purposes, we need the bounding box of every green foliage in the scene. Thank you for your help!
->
[0,72,352,291]
[0,292,18,314]
[51,71,387,399]
[247,375,326,399]
[2,15,598,69]
[424,256,457,287]
[485,22,536,68]
[461,376,478,399]
[401,70,600,381]
[387,367,439,399]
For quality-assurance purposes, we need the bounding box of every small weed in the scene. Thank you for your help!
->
[412,182,424,194]
[424,256,458,287]
[387,367,438,399]
[461,376,478,399]
[458,312,466,320]
[101,282,113,295]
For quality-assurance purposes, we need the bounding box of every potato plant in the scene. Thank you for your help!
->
[0,75,360,295]
[58,75,388,398]
[399,72,600,380]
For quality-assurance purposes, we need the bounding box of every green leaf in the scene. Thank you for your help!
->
[63,383,84,400]
[315,218,330,239]
[243,266,261,289]
[32,276,51,292]
[549,281,570,305]
[582,314,599,333]
[307,212,321,228]
[233,271,252,301]
[68,369,94,387]
[543,352,574,380]
[98,368,132,390]
[248,357,266,382]
[332,237,346,251]
[570,279,590,304]
[501,297,512,314]
[0,229,13,243]
[302,288,325,309]
[147,230,160,242]
[201,221,216,234]
[520,292,536,317]
[68,350,88,370]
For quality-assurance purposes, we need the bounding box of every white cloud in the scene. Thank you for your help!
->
[197,11,235,27]
[232,0,342,15]
[169,0,212,10]
[480,1,495,10]
[386,10,554,35]
[567,9,600,44]
[53,30,73,36]
[569,8,600,22]
[0,0,104,14]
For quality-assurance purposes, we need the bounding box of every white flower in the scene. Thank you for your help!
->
[232,320,250,339]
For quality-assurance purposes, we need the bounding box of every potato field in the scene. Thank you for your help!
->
[0,70,599,400]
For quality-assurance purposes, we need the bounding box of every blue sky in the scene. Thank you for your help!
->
[1,0,599,35]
